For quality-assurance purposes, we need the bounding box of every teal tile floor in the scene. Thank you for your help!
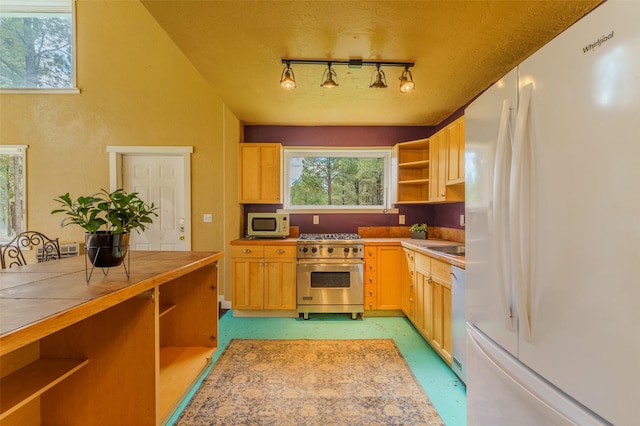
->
[168,312,467,425]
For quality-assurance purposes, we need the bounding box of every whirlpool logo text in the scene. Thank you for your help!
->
[583,31,614,53]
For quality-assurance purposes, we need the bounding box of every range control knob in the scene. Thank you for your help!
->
[302,247,308,253]
[328,247,334,253]
[311,247,317,253]
[344,247,350,253]
[352,247,359,253]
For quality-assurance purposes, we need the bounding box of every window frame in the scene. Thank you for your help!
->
[0,145,28,243]
[0,0,79,94]
[282,147,397,214]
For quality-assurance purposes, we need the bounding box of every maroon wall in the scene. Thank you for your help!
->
[244,126,434,146]
[242,125,465,235]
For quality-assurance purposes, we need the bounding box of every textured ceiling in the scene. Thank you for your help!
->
[141,1,601,126]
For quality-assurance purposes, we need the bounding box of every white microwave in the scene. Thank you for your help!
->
[247,213,290,238]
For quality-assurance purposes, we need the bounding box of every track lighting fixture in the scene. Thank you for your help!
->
[280,58,415,92]
[320,62,338,88]
[280,61,296,89]
[399,66,415,93]
[370,64,387,88]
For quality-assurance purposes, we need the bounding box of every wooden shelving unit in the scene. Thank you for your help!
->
[396,139,430,204]
[0,251,222,426]
[0,358,89,420]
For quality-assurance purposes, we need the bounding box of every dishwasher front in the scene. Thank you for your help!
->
[451,265,466,384]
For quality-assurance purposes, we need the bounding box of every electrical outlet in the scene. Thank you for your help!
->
[460,214,465,226]
[204,213,212,223]
[313,215,319,225]
[399,215,405,225]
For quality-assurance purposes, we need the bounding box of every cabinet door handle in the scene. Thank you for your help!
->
[368,276,373,283]
[409,298,413,302]
[276,249,285,254]
[243,249,251,253]
[369,289,374,296]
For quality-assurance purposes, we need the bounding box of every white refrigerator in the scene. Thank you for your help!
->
[465,1,640,425]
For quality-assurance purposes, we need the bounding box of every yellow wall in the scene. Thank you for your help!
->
[0,0,241,299]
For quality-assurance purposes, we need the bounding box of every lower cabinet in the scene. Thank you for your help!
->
[412,252,453,365]
[232,245,296,310]
[364,244,403,311]
[401,248,416,321]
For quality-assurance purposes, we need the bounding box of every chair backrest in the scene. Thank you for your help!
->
[0,231,61,269]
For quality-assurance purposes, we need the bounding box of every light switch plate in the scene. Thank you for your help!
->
[204,213,212,223]
[313,215,319,224]
[460,214,465,226]
[399,215,405,225]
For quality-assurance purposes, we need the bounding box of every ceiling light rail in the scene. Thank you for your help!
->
[280,58,415,92]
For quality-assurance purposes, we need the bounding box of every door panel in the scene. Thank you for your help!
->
[123,155,187,251]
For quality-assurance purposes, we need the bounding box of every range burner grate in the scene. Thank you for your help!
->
[298,233,362,241]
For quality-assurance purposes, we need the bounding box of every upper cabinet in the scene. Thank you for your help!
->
[394,116,465,205]
[445,117,465,185]
[239,143,282,204]
[395,138,430,204]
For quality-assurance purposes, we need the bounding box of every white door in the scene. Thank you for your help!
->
[122,155,188,251]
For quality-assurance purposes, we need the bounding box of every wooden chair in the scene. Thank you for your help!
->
[0,231,61,269]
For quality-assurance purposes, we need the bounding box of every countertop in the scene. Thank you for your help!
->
[231,237,465,268]
[0,250,223,354]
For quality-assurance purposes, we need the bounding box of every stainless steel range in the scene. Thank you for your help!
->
[296,233,364,320]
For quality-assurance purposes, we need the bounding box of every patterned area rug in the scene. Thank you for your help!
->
[176,339,445,425]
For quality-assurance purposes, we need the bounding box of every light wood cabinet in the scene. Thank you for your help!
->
[0,252,221,426]
[238,143,282,204]
[446,116,465,185]
[401,248,416,321]
[412,252,453,365]
[429,131,447,201]
[232,244,296,310]
[393,118,465,204]
[364,244,403,311]
[395,139,430,204]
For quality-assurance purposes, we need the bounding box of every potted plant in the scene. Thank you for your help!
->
[410,223,428,240]
[52,188,158,267]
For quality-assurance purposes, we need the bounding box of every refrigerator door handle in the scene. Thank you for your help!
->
[493,97,515,324]
[511,83,533,341]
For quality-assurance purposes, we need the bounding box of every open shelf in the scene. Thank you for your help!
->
[159,304,177,318]
[0,358,89,420]
[158,346,216,422]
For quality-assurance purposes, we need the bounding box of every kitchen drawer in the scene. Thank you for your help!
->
[364,247,377,259]
[365,271,377,286]
[231,245,265,258]
[264,245,296,258]
[365,284,377,298]
[431,258,451,281]
[365,296,377,311]
[415,252,430,274]
[364,259,377,273]
[403,248,415,264]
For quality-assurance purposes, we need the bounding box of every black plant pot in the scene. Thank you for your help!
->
[410,231,427,240]
[85,232,130,267]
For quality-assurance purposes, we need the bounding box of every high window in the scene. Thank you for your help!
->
[283,148,394,212]
[0,146,27,242]
[0,0,76,91]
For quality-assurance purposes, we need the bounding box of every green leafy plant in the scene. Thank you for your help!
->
[410,223,427,233]
[52,188,158,234]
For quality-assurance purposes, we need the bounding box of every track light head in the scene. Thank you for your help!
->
[399,67,415,92]
[320,63,338,88]
[280,62,296,89]
[370,64,388,88]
